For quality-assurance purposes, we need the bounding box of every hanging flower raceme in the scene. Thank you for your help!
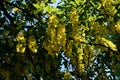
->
[28,35,38,53]
[42,15,66,57]
[69,8,79,24]
[16,31,38,53]
[16,31,26,53]
[96,36,117,51]
[115,21,120,34]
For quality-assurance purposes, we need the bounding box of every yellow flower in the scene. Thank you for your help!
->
[69,9,79,24]
[78,54,83,61]
[78,63,85,73]
[49,15,58,25]
[16,31,26,43]
[101,37,117,51]
[115,21,120,33]
[64,72,71,80]
[16,44,26,53]
[13,7,19,12]
[28,35,38,53]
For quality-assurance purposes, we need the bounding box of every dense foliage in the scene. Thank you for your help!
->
[0,0,120,80]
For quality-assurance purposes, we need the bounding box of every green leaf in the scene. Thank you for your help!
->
[52,0,56,3]
[45,5,51,13]
[33,2,45,14]
[40,2,45,8]
[69,1,75,5]
[33,4,40,9]
[97,2,102,9]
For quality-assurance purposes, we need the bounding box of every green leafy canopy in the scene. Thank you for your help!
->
[0,0,120,80]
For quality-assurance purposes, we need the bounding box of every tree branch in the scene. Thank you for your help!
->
[0,0,16,27]
[3,0,40,20]
[69,37,118,53]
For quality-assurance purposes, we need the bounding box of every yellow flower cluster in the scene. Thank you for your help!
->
[69,8,79,24]
[115,21,120,34]
[78,53,85,73]
[78,53,83,61]
[78,63,85,73]
[96,37,117,51]
[16,31,38,53]
[43,15,66,57]
[68,9,94,73]
[101,37,117,51]
[101,0,120,6]
[13,7,19,13]
[83,45,95,66]
[69,9,88,43]
[64,72,71,80]
[64,40,73,57]
[101,0,117,16]
[77,45,95,74]
[90,21,106,35]
[28,35,38,53]
[16,31,26,53]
